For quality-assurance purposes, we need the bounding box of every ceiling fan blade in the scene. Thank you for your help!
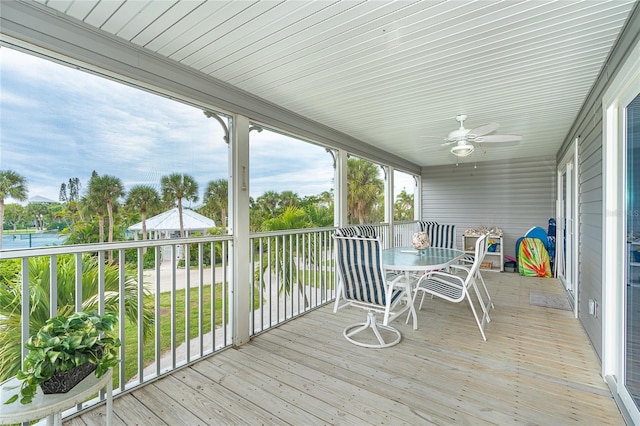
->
[478,134,523,143]
[469,122,499,137]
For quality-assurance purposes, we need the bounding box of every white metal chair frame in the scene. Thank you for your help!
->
[412,233,494,341]
[333,235,416,348]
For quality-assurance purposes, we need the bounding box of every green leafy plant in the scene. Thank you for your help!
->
[6,311,120,405]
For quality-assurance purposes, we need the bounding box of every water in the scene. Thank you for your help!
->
[2,232,66,250]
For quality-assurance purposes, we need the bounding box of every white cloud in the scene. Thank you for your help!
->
[1,47,416,207]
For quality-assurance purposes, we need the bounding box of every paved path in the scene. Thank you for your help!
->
[142,261,227,294]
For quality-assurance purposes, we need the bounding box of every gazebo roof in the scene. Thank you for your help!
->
[128,208,215,233]
[29,195,57,204]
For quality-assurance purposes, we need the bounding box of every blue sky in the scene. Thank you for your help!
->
[0,47,413,206]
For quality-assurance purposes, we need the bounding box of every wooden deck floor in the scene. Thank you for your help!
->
[70,273,624,425]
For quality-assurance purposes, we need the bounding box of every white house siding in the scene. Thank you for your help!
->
[421,155,557,262]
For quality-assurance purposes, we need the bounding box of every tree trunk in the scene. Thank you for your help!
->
[106,202,114,262]
[177,198,185,237]
[98,214,105,243]
[0,200,4,250]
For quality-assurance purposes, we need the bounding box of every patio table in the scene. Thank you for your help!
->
[382,246,465,273]
[382,246,465,327]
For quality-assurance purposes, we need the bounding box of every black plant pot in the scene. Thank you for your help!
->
[40,362,97,394]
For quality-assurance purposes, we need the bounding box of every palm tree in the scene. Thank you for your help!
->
[0,170,28,249]
[160,173,199,237]
[347,158,384,224]
[394,189,414,221]
[126,185,161,240]
[80,190,106,243]
[278,191,300,211]
[0,254,153,381]
[88,172,125,246]
[260,207,310,307]
[203,179,228,232]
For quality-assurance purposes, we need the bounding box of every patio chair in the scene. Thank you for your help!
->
[425,223,457,249]
[335,226,359,237]
[356,224,377,237]
[333,235,415,348]
[456,238,494,313]
[412,233,493,341]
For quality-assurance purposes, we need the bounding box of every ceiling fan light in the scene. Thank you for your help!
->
[451,144,475,157]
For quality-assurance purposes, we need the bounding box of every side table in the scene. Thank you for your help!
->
[0,368,112,426]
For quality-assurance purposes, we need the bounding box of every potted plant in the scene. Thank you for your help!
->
[5,311,120,405]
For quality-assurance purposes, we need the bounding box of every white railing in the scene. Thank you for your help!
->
[0,235,233,417]
[0,222,419,420]
[249,227,337,335]
[393,221,420,247]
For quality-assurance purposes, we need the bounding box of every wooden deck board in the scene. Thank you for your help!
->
[70,273,624,425]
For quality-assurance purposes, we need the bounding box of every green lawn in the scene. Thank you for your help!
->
[118,283,224,385]
[117,282,262,386]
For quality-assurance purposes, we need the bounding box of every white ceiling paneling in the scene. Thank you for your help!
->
[30,0,638,167]
[64,0,98,21]
[130,1,204,47]
[114,1,177,41]
[82,0,123,28]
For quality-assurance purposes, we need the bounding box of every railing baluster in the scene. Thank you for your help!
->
[257,237,264,333]
[75,252,82,312]
[118,249,126,391]
[170,244,177,370]
[20,257,29,368]
[184,243,190,363]
[267,237,272,328]
[222,241,228,346]
[198,243,204,357]
[210,242,219,352]
[49,254,57,317]
[136,247,144,384]
[97,251,105,315]
[154,245,161,378]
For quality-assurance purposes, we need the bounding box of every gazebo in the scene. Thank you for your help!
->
[128,207,216,240]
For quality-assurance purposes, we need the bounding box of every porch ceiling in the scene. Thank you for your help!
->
[29,0,637,167]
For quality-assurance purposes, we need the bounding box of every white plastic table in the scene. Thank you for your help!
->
[0,368,112,426]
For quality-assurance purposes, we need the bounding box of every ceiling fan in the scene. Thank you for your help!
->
[436,114,523,157]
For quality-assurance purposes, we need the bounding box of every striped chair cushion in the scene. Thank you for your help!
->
[335,226,359,237]
[335,236,401,306]
[425,224,457,249]
[356,225,377,237]
[418,221,439,232]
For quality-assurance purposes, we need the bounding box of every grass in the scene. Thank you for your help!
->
[116,282,261,386]
[298,269,335,289]
[117,283,225,386]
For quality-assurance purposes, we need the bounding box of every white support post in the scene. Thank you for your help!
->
[335,149,348,227]
[385,166,394,247]
[414,174,422,220]
[230,114,251,345]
